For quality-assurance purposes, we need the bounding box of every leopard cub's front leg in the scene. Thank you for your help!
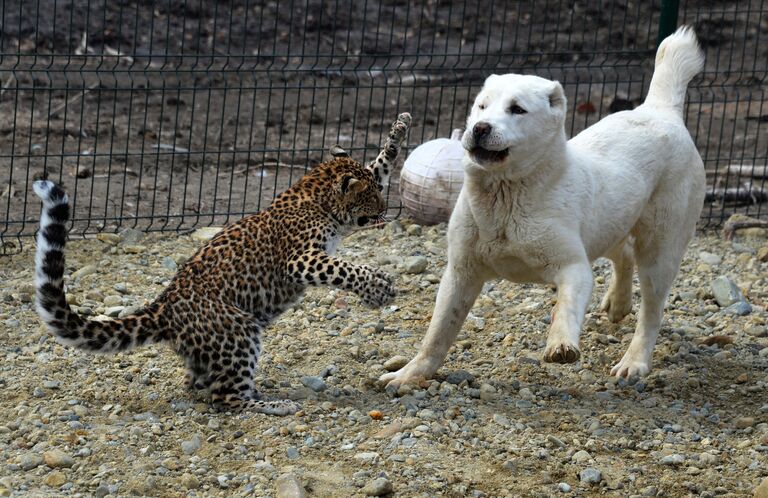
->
[288,252,395,307]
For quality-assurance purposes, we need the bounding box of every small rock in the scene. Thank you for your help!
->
[353,452,380,464]
[104,306,126,317]
[191,226,222,241]
[660,453,685,466]
[755,477,768,498]
[757,246,768,262]
[403,256,428,274]
[374,422,403,439]
[20,453,43,471]
[286,447,299,459]
[71,265,98,280]
[735,417,755,429]
[745,326,767,337]
[698,251,722,265]
[571,450,592,464]
[362,477,393,496]
[383,356,409,372]
[103,295,123,307]
[122,244,147,254]
[711,276,744,307]
[119,227,145,245]
[479,383,497,401]
[96,233,121,245]
[43,449,74,468]
[181,434,201,455]
[445,370,474,385]
[723,301,751,316]
[557,482,571,493]
[161,256,178,271]
[301,376,327,392]
[180,473,200,490]
[44,470,67,487]
[579,468,602,485]
[276,473,306,498]
[406,224,422,236]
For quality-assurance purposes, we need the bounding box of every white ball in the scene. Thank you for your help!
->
[399,130,465,225]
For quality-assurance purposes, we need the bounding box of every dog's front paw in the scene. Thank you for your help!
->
[543,341,581,364]
[378,358,434,390]
[610,351,651,379]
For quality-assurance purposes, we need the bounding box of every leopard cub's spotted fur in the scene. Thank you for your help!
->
[34,113,411,415]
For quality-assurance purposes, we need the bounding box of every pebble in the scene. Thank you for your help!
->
[723,301,751,316]
[698,251,722,265]
[735,417,755,429]
[403,256,428,274]
[104,306,126,317]
[180,473,200,490]
[361,477,393,496]
[579,468,602,485]
[96,232,121,245]
[119,228,145,245]
[20,453,43,471]
[557,482,571,493]
[276,473,306,498]
[755,477,768,498]
[445,370,474,385]
[191,226,222,241]
[383,355,409,371]
[71,265,98,280]
[103,295,123,307]
[43,449,74,468]
[161,256,178,271]
[711,276,745,307]
[301,376,327,392]
[181,434,201,455]
[660,454,685,466]
[44,470,68,487]
[406,224,422,236]
[571,450,592,464]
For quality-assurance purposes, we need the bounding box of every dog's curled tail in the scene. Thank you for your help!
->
[644,26,704,114]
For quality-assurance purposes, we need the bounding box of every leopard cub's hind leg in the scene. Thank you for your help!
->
[203,319,298,416]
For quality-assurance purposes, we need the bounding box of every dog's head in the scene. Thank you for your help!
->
[463,74,567,177]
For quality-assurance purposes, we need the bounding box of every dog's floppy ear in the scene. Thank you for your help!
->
[548,81,566,110]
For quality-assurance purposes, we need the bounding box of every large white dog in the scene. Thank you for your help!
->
[381,27,705,388]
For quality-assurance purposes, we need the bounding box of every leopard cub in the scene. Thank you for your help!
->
[34,113,411,415]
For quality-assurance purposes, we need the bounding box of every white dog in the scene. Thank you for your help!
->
[381,27,705,388]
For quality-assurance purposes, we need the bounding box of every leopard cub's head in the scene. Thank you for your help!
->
[325,158,387,228]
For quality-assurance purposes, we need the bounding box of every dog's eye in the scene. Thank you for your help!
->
[508,104,527,115]
[478,103,486,110]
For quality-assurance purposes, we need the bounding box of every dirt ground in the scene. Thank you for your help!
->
[1,0,767,254]
[0,221,766,497]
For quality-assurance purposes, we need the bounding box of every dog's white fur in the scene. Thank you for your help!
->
[381,27,705,388]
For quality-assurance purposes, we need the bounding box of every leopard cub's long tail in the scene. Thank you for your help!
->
[33,180,166,353]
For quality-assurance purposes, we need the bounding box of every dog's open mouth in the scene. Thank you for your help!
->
[356,213,388,229]
[470,146,510,163]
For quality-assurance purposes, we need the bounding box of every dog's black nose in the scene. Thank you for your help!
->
[473,122,492,140]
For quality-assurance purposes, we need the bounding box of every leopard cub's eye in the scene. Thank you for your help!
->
[508,104,527,115]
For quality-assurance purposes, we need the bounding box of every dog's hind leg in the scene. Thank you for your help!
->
[599,238,635,323]
[611,229,688,378]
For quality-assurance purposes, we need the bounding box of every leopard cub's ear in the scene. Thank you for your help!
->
[339,175,365,194]
[329,145,349,158]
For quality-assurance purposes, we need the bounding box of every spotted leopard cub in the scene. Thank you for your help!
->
[34,113,411,415]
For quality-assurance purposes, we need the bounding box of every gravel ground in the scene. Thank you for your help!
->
[1,221,767,497]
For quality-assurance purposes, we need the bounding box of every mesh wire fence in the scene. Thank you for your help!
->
[0,0,766,254]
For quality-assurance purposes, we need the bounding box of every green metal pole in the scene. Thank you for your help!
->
[658,0,681,45]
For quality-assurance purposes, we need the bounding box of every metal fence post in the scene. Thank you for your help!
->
[658,0,681,44]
